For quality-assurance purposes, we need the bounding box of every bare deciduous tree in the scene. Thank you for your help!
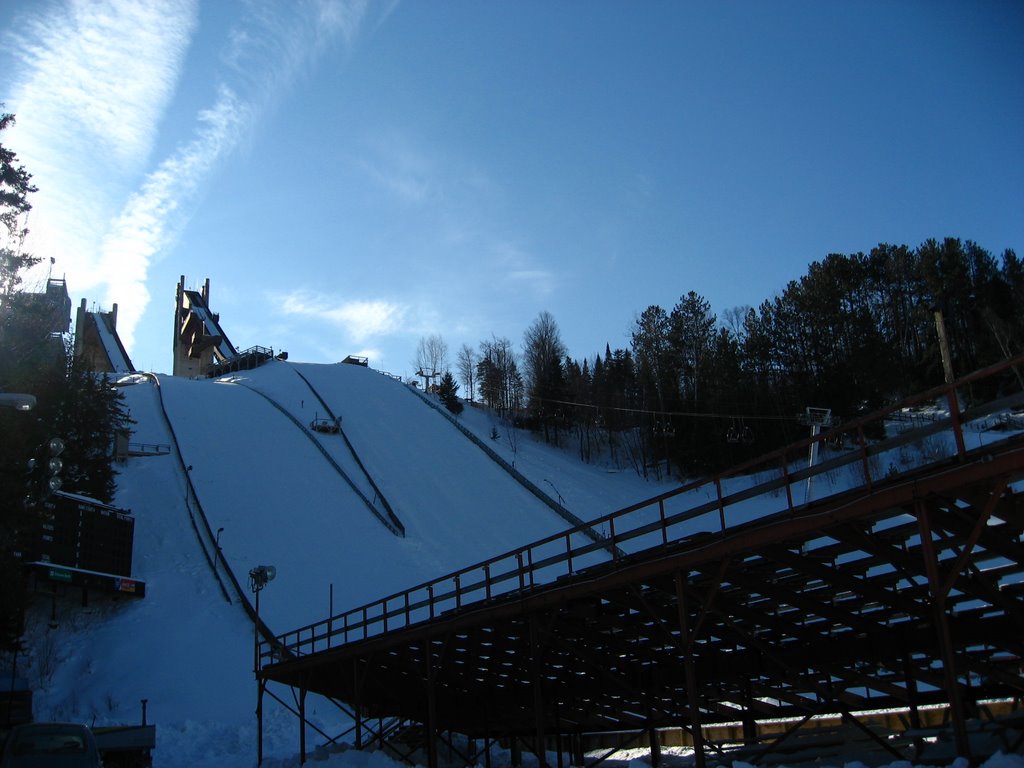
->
[413,334,448,390]
[456,343,477,402]
[523,311,567,444]
[477,336,522,414]
[522,310,566,404]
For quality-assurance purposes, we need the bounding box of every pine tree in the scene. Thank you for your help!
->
[437,371,463,415]
[0,116,131,646]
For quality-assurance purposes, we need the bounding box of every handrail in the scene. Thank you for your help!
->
[126,441,171,455]
[262,353,1024,666]
[142,374,235,605]
[403,383,621,556]
[146,374,284,651]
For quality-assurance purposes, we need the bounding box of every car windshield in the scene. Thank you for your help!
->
[3,725,98,767]
[12,728,86,755]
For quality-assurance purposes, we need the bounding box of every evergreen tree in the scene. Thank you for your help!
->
[631,304,674,414]
[437,371,463,415]
[0,109,39,297]
[669,291,716,409]
[564,355,596,462]
[0,117,131,647]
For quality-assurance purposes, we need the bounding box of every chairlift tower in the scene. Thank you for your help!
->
[417,368,439,392]
[798,407,834,505]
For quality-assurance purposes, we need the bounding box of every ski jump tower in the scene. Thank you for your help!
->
[74,299,135,374]
[172,275,238,377]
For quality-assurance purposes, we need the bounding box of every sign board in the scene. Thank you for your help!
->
[34,492,135,577]
[48,567,72,583]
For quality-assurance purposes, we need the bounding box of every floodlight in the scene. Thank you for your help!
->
[249,564,277,592]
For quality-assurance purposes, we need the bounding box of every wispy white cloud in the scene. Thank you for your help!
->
[97,87,250,350]
[358,131,436,203]
[3,0,198,296]
[9,0,197,172]
[222,0,370,110]
[506,269,555,296]
[277,290,408,343]
[316,0,371,51]
[492,241,556,297]
[3,0,374,353]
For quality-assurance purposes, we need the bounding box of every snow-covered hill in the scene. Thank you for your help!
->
[21,361,671,767]
[16,361,1023,768]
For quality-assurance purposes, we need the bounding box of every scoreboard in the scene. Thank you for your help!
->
[36,491,135,578]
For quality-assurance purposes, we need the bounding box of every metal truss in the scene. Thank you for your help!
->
[259,357,1024,767]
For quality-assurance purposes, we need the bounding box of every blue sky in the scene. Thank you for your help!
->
[2,0,1022,376]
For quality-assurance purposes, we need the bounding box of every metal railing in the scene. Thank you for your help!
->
[207,345,275,377]
[126,441,171,455]
[262,355,1024,666]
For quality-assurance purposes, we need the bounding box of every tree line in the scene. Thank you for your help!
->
[421,238,1022,479]
[1,110,130,648]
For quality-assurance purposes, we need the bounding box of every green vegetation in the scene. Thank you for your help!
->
[457,238,1023,479]
[0,110,131,649]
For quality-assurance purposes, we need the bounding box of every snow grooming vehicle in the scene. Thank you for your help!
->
[310,414,341,434]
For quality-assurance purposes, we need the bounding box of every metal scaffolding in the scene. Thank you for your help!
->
[258,356,1024,766]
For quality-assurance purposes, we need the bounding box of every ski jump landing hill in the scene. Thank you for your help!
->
[77,274,599,636]
[33,275,632,764]
[122,359,595,636]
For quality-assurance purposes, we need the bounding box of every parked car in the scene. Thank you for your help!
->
[0,722,102,767]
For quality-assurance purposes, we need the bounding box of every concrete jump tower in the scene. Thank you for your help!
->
[172,276,238,377]
[74,299,134,374]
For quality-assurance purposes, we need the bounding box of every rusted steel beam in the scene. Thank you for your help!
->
[256,446,1022,753]
[257,678,266,766]
[353,659,365,749]
[724,562,884,639]
[764,536,921,613]
[648,726,661,768]
[676,571,706,768]
[262,362,1024,664]
[530,616,548,768]
[299,687,307,765]
[915,500,970,758]
[261,445,1022,683]
[425,643,438,768]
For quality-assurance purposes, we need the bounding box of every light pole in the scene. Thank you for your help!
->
[250,564,276,767]
[544,479,565,512]
[249,565,276,670]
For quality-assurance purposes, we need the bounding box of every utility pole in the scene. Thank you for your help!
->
[932,307,956,384]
